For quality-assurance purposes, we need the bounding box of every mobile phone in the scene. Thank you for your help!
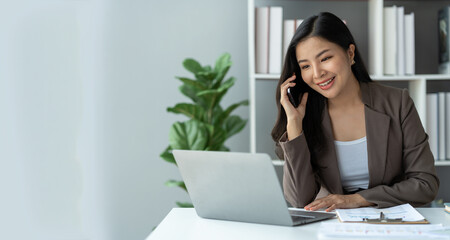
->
[287,87,301,108]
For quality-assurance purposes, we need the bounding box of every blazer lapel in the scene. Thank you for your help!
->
[361,83,391,188]
[321,104,344,194]
[365,107,390,187]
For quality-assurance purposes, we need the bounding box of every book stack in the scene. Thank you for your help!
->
[255,8,347,74]
[255,6,283,74]
[426,92,450,161]
[282,19,303,62]
[383,5,415,75]
[439,6,450,74]
[445,203,450,214]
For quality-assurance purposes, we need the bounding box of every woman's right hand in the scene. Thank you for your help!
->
[280,74,309,140]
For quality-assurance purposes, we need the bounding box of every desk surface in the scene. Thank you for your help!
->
[148,208,450,240]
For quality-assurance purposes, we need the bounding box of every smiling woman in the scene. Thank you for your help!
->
[271,12,439,211]
[296,37,356,98]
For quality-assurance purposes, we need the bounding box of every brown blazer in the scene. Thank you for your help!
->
[278,82,439,208]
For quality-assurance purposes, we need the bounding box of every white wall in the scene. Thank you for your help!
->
[0,0,248,239]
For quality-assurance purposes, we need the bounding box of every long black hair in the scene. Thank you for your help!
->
[271,12,372,159]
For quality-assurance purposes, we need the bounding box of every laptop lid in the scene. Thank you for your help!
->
[172,150,294,226]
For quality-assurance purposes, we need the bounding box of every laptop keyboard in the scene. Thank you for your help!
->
[289,209,335,225]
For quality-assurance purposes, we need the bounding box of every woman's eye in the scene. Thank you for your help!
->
[321,56,331,62]
[301,65,310,70]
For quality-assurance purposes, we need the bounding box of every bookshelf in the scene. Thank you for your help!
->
[248,0,450,165]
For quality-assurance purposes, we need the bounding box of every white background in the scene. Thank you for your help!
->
[0,0,249,239]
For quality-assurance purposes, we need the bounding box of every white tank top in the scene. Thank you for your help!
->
[334,136,369,192]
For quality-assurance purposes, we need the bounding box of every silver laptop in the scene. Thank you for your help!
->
[172,150,335,226]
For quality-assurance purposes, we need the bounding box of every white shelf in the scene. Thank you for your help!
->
[434,161,450,166]
[254,73,279,80]
[253,73,450,81]
[273,160,450,167]
[371,74,450,81]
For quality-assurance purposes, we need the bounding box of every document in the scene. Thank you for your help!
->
[336,203,425,222]
[318,222,448,238]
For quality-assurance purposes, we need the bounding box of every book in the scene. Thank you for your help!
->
[368,0,384,76]
[397,6,405,76]
[383,6,415,76]
[439,92,446,160]
[295,19,303,29]
[255,7,269,73]
[283,20,295,63]
[282,19,303,64]
[404,13,415,75]
[384,5,397,75]
[269,6,282,74]
[427,93,439,160]
[439,6,450,74]
[447,93,450,160]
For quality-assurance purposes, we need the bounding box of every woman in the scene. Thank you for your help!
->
[271,12,439,211]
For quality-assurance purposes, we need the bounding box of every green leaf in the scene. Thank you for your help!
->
[176,77,207,91]
[179,84,198,101]
[214,53,231,73]
[213,64,231,88]
[203,65,212,72]
[176,202,194,208]
[196,88,220,97]
[167,103,205,121]
[169,120,208,150]
[160,146,176,165]
[215,100,249,126]
[196,89,220,111]
[213,53,232,88]
[183,58,203,74]
[224,115,247,139]
[202,105,223,126]
[210,105,223,125]
[204,124,227,151]
[179,85,207,109]
[196,71,217,82]
[165,179,187,191]
[196,77,235,112]
[217,76,235,92]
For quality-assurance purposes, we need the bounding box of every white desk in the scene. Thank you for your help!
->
[147,208,450,240]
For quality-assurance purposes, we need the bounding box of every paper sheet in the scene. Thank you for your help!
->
[335,203,424,222]
[318,222,448,238]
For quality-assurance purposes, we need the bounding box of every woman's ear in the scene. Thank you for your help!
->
[347,44,356,62]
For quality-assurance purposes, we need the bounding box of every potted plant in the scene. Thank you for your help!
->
[160,53,248,207]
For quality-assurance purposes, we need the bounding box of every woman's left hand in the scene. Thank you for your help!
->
[304,194,374,212]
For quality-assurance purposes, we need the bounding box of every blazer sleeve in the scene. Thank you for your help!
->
[358,89,440,208]
[279,132,321,207]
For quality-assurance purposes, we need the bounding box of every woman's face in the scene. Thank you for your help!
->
[295,36,355,100]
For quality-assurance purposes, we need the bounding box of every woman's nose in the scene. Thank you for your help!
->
[313,66,326,79]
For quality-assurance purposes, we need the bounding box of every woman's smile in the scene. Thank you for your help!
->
[317,76,335,90]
